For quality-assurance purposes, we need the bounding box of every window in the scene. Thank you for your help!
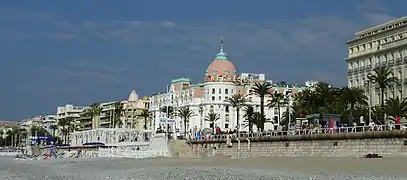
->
[210,105,214,113]
[225,106,229,112]
[225,89,228,94]
[212,96,215,101]
[225,124,229,129]
[219,88,222,94]
[225,114,230,122]
[218,96,221,100]
[273,116,278,123]
[212,88,215,94]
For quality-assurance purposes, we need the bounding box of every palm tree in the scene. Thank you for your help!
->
[160,106,176,132]
[384,97,407,123]
[30,126,48,137]
[113,101,124,128]
[160,106,176,118]
[178,107,195,137]
[57,118,68,143]
[267,91,286,126]
[368,66,399,120]
[340,87,368,124]
[50,124,58,137]
[104,110,113,128]
[225,93,247,133]
[352,105,369,124]
[340,87,368,110]
[243,105,255,133]
[314,82,338,112]
[0,131,3,146]
[252,112,265,132]
[204,112,220,134]
[371,105,384,124]
[87,103,102,129]
[251,82,272,131]
[137,108,152,130]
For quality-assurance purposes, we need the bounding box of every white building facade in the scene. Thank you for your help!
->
[56,104,86,122]
[71,90,151,131]
[149,40,307,134]
[346,16,407,105]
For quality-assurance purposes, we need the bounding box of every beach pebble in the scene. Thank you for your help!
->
[0,157,404,180]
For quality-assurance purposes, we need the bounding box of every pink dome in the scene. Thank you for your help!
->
[206,59,236,77]
[204,38,237,82]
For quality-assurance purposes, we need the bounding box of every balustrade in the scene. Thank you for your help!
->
[195,124,406,141]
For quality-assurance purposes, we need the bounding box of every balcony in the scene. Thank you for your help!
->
[348,71,353,76]
[396,57,402,64]
[380,38,407,50]
[388,60,394,66]
[404,78,407,84]
[348,48,377,59]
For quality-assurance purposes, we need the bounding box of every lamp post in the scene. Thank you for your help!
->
[365,73,375,125]
[286,89,292,125]
[199,105,203,130]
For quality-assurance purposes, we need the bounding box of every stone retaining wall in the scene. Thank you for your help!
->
[190,131,407,158]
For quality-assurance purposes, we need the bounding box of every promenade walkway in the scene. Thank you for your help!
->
[168,140,199,158]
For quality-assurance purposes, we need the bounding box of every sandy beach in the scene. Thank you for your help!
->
[0,156,406,179]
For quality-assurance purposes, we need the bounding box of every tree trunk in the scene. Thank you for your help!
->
[144,117,147,130]
[248,117,253,133]
[277,103,281,125]
[184,118,187,138]
[260,96,265,132]
[113,112,116,128]
[236,107,240,135]
[381,88,385,124]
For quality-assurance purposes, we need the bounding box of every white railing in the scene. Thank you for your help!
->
[0,152,21,156]
[92,133,171,159]
[198,124,406,141]
[96,148,167,158]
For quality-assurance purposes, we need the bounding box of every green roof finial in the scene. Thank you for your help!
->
[215,37,228,60]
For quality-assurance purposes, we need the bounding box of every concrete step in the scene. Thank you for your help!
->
[168,140,200,158]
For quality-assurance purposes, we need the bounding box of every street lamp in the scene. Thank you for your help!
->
[286,89,293,125]
[199,105,204,130]
[365,73,375,125]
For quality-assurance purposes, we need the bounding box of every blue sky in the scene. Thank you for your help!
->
[0,0,404,120]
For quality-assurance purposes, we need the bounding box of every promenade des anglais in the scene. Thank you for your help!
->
[2,1,407,179]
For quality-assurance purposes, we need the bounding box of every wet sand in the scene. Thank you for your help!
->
[1,156,406,179]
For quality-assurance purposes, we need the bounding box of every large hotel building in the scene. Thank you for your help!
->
[346,16,407,105]
[149,40,316,133]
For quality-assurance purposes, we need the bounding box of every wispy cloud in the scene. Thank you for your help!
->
[0,3,399,85]
[56,62,132,83]
[76,62,132,73]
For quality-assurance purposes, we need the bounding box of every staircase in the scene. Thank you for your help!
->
[168,140,199,158]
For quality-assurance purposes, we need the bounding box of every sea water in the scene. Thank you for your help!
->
[0,157,404,180]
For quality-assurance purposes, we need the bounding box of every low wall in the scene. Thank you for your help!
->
[190,131,407,158]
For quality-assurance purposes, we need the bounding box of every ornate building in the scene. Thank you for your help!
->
[67,90,151,132]
[346,16,407,106]
[149,39,309,134]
